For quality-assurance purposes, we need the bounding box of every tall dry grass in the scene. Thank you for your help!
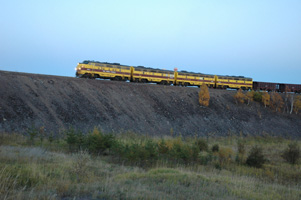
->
[0,131,300,199]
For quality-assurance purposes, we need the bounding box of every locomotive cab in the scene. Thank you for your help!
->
[75,63,84,78]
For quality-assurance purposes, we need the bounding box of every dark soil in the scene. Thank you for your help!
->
[0,70,300,137]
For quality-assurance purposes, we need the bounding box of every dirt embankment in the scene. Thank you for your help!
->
[0,70,300,137]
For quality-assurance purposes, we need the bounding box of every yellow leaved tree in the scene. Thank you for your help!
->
[245,90,254,105]
[294,95,301,114]
[234,88,245,104]
[199,83,210,107]
[271,92,284,112]
[262,92,270,108]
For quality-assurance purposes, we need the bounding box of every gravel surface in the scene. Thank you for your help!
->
[1,70,300,137]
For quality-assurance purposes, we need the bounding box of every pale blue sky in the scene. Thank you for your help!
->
[1,0,300,84]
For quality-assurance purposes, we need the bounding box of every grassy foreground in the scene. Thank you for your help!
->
[0,131,300,200]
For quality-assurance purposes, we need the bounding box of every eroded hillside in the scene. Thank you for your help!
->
[0,70,300,137]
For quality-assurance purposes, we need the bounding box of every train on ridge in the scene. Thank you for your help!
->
[75,60,301,93]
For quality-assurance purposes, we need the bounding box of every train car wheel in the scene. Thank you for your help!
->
[160,80,167,85]
[114,76,122,81]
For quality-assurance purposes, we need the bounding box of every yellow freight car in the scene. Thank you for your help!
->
[75,61,132,81]
[216,75,253,90]
[175,71,216,87]
[132,67,175,85]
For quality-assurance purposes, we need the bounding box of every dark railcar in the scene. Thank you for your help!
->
[279,84,301,93]
[253,81,280,92]
[253,82,301,93]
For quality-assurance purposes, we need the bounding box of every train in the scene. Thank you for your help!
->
[75,60,301,93]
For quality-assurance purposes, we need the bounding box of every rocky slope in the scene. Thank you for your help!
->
[0,70,300,137]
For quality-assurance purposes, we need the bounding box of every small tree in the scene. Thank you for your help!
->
[271,92,284,112]
[246,90,254,105]
[262,92,270,108]
[158,139,169,155]
[85,127,116,154]
[288,93,295,114]
[196,138,208,152]
[65,128,78,152]
[234,88,245,104]
[253,91,262,102]
[282,142,300,165]
[293,95,301,114]
[218,147,234,167]
[39,126,45,143]
[28,125,38,145]
[211,144,219,152]
[246,146,265,168]
[283,87,290,113]
[48,132,54,144]
[199,83,210,107]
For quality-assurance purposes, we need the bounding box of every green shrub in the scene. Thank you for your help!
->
[48,132,54,144]
[65,128,79,152]
[117,140,158,165]
[253,92,262,102]
[237,139,246,155]
[64,127,116,154]
[211,144,219,152]
[76,131,85,149]
[124,143,146,163]
[214,162,222,170]
[169,143,192,162]
[85,131,116,154]
[199,151,212,165]
[196,138,208,152]
[111,140,126,157]
[158,139,169,155]
[0,134,3,145]
[191,144,200,162]
[144,140,158,161]
[246,146,265,168]
[282,142,300,165]
[27,125,38,145]
[218,147,233,167]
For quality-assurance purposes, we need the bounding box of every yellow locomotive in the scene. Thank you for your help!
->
[75,60,253,90]
[76,61,132,81]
